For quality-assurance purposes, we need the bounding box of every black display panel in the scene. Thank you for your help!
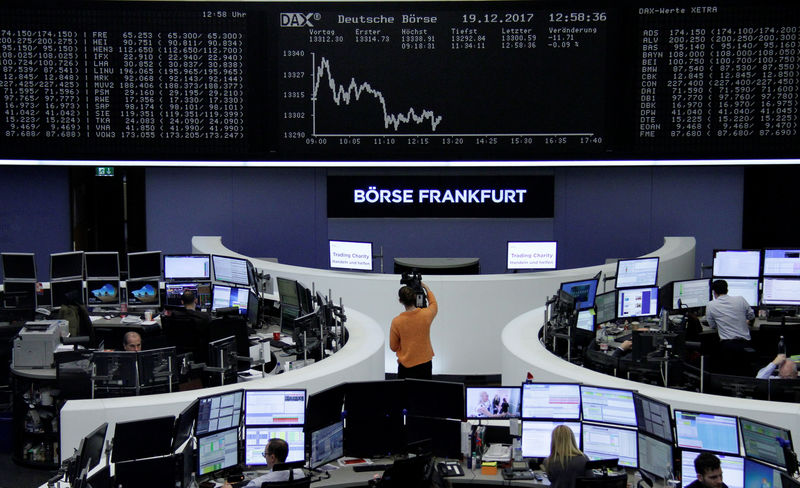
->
[1,0,800,163]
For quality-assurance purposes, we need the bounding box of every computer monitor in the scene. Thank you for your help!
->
[244,426,305,466]
[672,279,711,310]
[84,252,119,279]
[196,390,243,436]
[329,240,373,271]
[638,432,674,480]
[207,336,238,385]
[404,379,465,420]
[296,281,314,315]
[739,417,793,469]
[633,392,673,443]
[521,421,581,458]
[2,281,37,309]
[212,284,250,315]
[197,427,239,477]
[521,383,581,420]
[712,249,761,278]
[744,458,784,488]
[137,346,176,389]
[310,421,344,469]
[127,280,160,307]
[465,386,521,419]
[595,290,617,325]
[1,253,36,281]
[582,424,638,468]
[681,450,744,488]
[247,291,259,326]
[244,390,306,426]
[51,251,84,281]
[111,416,175,463]
[575,309,596,333]
[86,279,121,306]
[580,385,637,427]
[166,282,212,309]
[78,422,108,474]
[306,384,346,432]
[617,287,659,319]
[761,277,800,306]
[277,277,300,307]
[675,410,739,455]
[91,351,138,392]
[616,257,659,288]
[51,279,84,307]
[506,241,558,270]
[718,278,759,307]
[164,254,210,281]
[212,255,250,286]
[127,251,161,280]
[763,249,800,277]
[280,304,301,335]
[560,279,599,310]
[173,400,198,452]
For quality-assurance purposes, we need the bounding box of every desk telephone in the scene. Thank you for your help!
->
[437,462,464,477]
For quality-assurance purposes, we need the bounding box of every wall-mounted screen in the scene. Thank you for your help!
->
[329,240,373,271]
[507,241,557,270]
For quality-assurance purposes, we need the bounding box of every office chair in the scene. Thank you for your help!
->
[575,473,628,488]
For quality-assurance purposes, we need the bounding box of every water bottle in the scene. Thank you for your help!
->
[779,335,787,355]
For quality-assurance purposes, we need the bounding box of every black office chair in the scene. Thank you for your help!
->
[575,473,628,488]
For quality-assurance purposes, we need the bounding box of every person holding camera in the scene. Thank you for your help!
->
[390,281,438,379]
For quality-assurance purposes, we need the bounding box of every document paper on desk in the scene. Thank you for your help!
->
[483,444,512,462]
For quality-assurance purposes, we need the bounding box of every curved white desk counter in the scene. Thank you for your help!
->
[193,236,696,375]
[501,307,800,443]
[59,308,384,462]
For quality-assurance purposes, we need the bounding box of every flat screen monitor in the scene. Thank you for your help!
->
[633,393,673,443]
[79,423,108,474]
[84,252,119,279]
[164,254,210,281]
[465,386,521,419]
[675,410,739,455]
[91,351,137,389]
[404,379,464,420]
[51,279,84,307]
[681,450,744,488]
[616,257,660,288]
[582,424,638,468]
[306,384,346,432]
[763,249,800,277]
[212,255,250,286]
[138,346,176,389]
[744,458,784,488]
[247,291,259,326]
[197,427,239,477]
[560,279,599,310]
[207,336,238,381]
[718,278,759,307]
[86,279,121,306]
[506,241,557,270]
[2,281,37,309]
[521,383,581,420]
[127,279,160,307]
[1,253,36,281]
[713,250,761,278]
[244,390,306,426]
[212,284,250,315]
[761,277,800,306]
[638,433,674,480]
[310,421,344,469]
[672,279,710,310]
[296,281,314,315]
[127,251,161,280]
[739,417,793,469]
[521,421,581,458]
[595,290,617,325]
[243,426,305,466]
[576,309,596,333]
[51,251,84,281]
[580,385,637,427]
[617,287,659,319]
[166,282,212,309]
[196,390,243,436]
[329,240,373,271]
[111,416,175,463]
[277,277,300,307]
[173,400,198,452]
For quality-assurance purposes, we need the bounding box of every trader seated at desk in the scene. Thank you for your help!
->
[122,331,142,352]
[756,353,799,379]
[685,452,727,488]
[223,438,305,488]
[171,290,211,322]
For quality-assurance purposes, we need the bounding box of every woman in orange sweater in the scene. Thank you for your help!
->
[389,281,438,379]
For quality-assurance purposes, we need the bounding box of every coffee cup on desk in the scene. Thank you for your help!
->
[144,310,153,321]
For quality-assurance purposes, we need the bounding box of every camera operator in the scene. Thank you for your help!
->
[390,279,438,380]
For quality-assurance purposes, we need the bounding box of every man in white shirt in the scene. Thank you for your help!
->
[756,354,799,379]
[224,438,305,488]
[706,280,755,375]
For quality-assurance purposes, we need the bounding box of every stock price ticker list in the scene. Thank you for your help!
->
[278,7,609,156]
[0,6,249,157]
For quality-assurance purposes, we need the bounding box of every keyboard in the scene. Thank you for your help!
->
[502,468,536,480]
[353,463,391,472]
[615,333,632,342]
[270,339,292,349]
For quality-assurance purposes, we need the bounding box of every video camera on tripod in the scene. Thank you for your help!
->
[400,269,427,308]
